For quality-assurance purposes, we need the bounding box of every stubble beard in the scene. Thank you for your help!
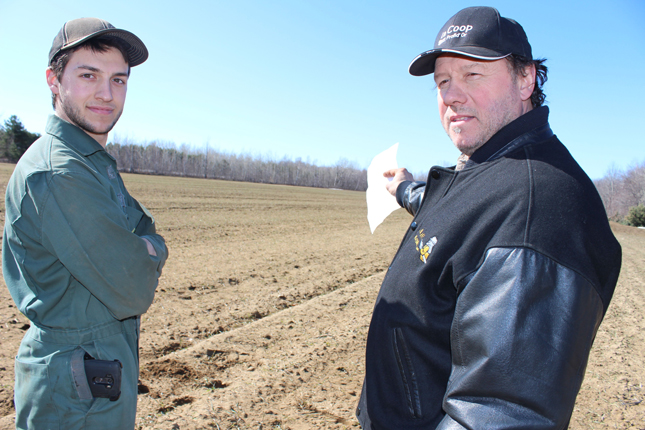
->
[444,94,522,157]
[60,97,122,137]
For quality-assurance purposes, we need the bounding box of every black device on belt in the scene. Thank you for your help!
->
[84,353,122,401]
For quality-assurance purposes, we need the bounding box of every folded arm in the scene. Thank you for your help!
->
[41,170,168,320]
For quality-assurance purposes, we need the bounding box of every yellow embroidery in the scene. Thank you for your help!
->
[414,229,437,264]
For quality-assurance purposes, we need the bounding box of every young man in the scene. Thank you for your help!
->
[3,18,168,429]
[357,7,621,429]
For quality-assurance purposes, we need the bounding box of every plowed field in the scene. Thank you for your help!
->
[0,164,642,429]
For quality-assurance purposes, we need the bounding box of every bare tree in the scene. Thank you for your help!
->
[105,138,369,192]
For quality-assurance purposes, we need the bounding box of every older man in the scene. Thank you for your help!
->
[357,7,621,429]
[3,18,167,429]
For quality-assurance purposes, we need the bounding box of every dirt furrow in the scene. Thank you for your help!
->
[135,273,384,429]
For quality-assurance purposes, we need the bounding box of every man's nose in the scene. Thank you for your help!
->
[441,80,467,106]
[95,79,113,102]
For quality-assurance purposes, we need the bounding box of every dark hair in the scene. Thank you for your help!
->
[49,36,131,109]
[507,55,548,108]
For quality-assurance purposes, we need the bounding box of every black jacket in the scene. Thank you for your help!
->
[357,107,621,429]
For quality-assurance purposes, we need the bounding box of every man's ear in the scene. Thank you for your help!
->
[519,64,536,102]
[46,68,60,96]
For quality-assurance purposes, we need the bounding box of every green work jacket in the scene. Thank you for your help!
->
[3,115,168,429]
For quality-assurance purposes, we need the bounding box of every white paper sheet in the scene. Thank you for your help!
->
[366,143,401,233]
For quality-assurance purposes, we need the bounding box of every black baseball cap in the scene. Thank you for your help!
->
[49,17,148,67]
[409,7,532,76]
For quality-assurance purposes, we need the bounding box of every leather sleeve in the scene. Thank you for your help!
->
[436,247,604,430]
[396,181,427,216]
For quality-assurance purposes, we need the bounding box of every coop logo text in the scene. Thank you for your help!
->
[438,24,474,46]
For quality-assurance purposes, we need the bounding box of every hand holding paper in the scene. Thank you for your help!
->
[383,167,414,196]
[366,143,401,233]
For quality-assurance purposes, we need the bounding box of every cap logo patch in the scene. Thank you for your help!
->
[438,24,473,46]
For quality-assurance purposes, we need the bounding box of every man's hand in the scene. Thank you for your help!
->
[142,238,157,257]
[384,168,414,196]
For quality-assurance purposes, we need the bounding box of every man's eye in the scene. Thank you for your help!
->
[114,78,126,84]
[81,74,94,79]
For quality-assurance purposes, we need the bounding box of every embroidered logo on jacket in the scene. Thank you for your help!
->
[107,165,117,180]
[414,229,437,263]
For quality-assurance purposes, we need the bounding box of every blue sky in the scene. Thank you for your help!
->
[1,0,643,180]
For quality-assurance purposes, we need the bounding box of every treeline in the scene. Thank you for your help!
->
[0,115,368,191]
[102,142,645,226]
[4,114,644,220]
[0,116,41,162]
[594,161,645,226]
[107,139,368,191]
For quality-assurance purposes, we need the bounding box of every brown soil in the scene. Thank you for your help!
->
[0,165,643,429]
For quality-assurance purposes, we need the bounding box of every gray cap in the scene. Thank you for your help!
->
[49,17,148,66]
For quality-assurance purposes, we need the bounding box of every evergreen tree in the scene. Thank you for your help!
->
[0,115,40,162]
[626,204,645,227]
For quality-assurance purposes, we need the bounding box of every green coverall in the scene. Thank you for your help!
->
[2,115,168,429]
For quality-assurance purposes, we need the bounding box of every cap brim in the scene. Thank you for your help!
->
[409,47,510,76]
[51,28,148,67]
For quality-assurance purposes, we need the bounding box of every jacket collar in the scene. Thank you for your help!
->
[45,115,106,157]
[466,106,552,168]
